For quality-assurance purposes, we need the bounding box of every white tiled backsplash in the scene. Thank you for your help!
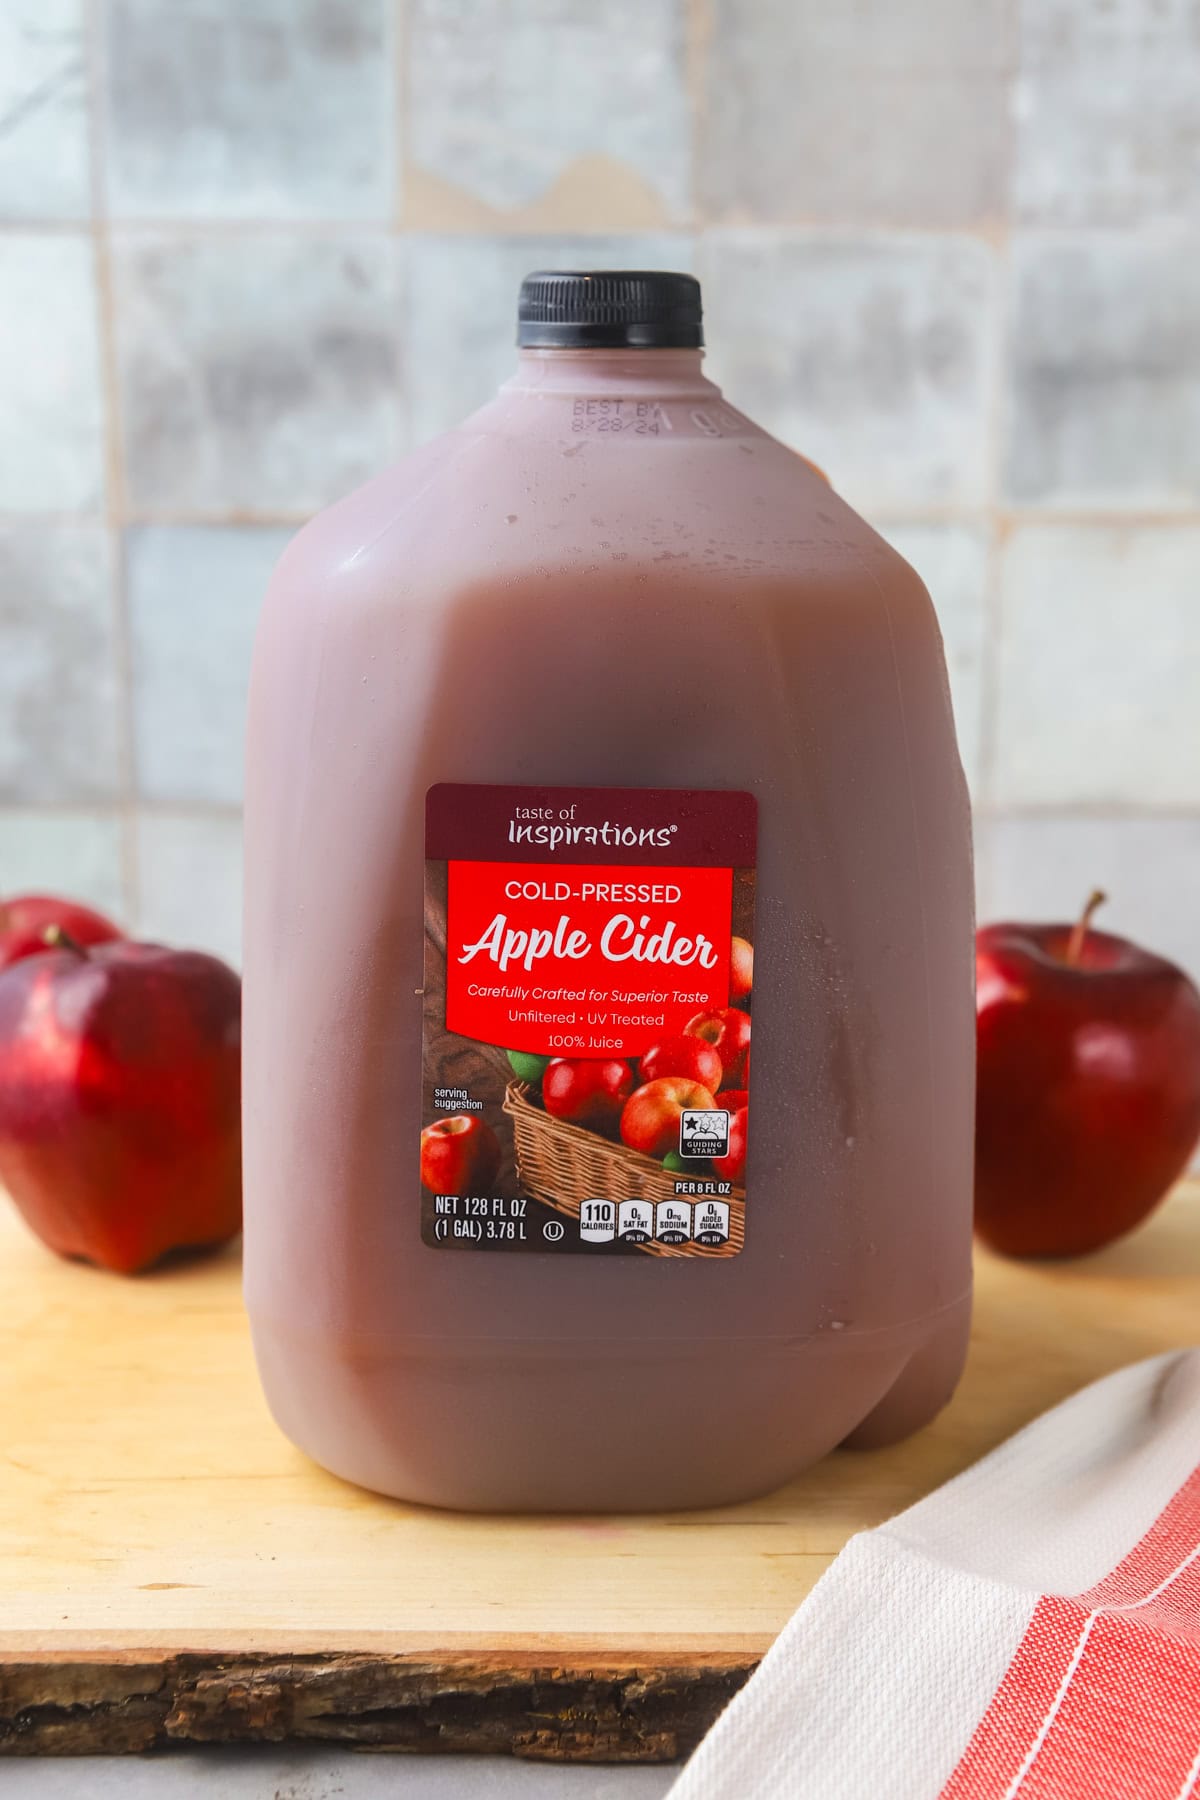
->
[0,0,1198,985]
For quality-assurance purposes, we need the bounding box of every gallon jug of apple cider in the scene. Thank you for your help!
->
[243,270,975,1511]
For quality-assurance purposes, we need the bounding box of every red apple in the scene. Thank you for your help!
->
[0,936,241,1274]
[542,1058,634,1134]
[621,1077,715,1158]
[713,1107,748,1183]
[420,1114,501,1195]
[0,893,123,972]
[685,1007,751,1088]
[976,892,1200,1259]
[639,1032,722,1093]
[729,935,754,1003]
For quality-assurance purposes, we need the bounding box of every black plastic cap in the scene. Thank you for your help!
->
[517,270,703,349]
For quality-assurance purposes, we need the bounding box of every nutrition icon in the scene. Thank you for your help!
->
[680,1108,730,1159]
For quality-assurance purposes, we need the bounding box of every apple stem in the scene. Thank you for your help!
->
[1065,889,1107,967]
[42,924,88,958]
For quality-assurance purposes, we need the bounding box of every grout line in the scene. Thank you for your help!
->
[393,0,407,231]
[973,270,1014,821]
[972,808,994,915]
[7,802,1200,826]
[972,0,1017,837]
[875,508,1200,529]
[117,800,245,822]
[91,510,311,530]
[1000,0,1023,217]
[672,219,1023,248]
[81,0,139,927]
[982,510,1200,530]
[980,169,1011,518]
[973,521,1007,896]
[975,807,1200,824]
[0,802,244,823]
[12,216,1152,254]
[11,216,1172,245]
[978,514,1007,824]
[0,513,311,530]
[108,525,141,927]
[0,218,96,235]
[0,511,111,526]
[684,0,712,234]
[0,216,396,238]
[392,0,410,451]
[6,507,1200,531]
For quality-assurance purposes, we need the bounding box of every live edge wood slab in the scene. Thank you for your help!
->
[1,1187,1198,1762]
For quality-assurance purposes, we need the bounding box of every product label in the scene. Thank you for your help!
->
[421,784,756,1258]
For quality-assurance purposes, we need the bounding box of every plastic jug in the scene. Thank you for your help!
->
[242,270,974,1510]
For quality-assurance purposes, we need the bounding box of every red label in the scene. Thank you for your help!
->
[422,783,756,1259]
[445,860,733,1057]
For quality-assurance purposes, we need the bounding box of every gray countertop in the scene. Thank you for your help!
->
[5,1751,679,1798]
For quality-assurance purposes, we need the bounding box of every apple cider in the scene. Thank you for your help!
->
[242,271,975,1510]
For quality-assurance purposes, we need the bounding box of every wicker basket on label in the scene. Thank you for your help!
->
[503,1079,745,1258]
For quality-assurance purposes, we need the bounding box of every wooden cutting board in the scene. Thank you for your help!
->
[1,1184,1197,1761]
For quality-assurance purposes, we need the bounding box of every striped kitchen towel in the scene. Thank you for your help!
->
[669,1348,1200,1800]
